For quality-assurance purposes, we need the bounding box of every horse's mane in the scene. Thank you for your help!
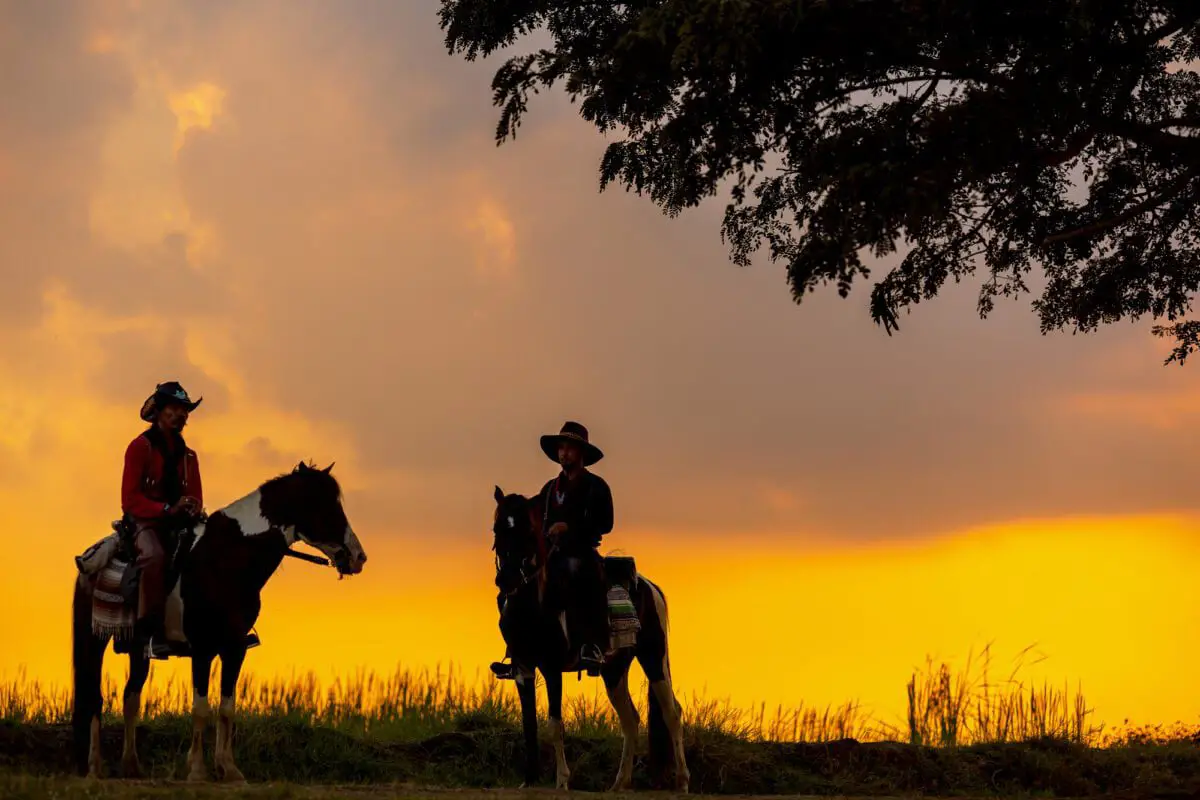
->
[520,493,547,568]
[260,461,343,499]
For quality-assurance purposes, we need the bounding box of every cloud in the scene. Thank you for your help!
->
[3,0,1199,556]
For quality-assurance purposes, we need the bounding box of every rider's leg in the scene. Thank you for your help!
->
[134,524,165,638]
[491,590,518,679]
[564,550,608,676]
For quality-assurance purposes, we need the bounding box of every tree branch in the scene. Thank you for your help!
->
[1038,128,1096,167]
[813,74,954,114]
[1040,169,1199,245]
[1154,115,1200,129]
[1140,11,1200,46]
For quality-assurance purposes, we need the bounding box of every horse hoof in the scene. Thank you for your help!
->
[217,765,247,784]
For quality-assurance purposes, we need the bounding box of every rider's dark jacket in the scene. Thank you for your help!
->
[533,469,613,551]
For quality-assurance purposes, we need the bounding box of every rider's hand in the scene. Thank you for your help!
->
[548,522,568,538]
[168,497,200,516]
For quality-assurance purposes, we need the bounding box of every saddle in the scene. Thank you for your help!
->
[77,514,259,659]
[112,515,197,610]
[545,553,642,652]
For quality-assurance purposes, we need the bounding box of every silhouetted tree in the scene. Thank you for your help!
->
[439,2,1200,361]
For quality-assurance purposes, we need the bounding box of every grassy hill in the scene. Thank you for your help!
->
[3,649,1199,796]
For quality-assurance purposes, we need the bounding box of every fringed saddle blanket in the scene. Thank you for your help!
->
[607,585,641,650]
[76,530,136,642]
[603,554,641,650]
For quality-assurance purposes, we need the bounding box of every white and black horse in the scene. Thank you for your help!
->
[71,461,367,782]
[492,486,689,792]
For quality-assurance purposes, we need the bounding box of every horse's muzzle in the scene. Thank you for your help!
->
[335,525,368,575]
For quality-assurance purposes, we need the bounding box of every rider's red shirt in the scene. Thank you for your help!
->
[121,432,203,521]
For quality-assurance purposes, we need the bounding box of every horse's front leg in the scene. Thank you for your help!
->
[544,669,570,790]
[121,652,151,778]
[214,644,248,784]
[515,667,539,788]
[187,651,215,782]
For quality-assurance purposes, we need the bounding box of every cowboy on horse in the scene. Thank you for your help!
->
[121,381,205,659]
[492,420,614,679]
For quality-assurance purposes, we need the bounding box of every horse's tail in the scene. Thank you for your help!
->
[71,575,103,775]
[644,578,676,778]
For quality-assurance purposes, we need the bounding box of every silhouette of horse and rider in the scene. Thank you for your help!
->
[71,381,686,792]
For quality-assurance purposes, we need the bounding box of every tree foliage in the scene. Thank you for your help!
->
[439,1,1200,362]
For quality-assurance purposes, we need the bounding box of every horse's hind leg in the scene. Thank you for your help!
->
[602,653,638,792]
[637,581,690,793]
[649,677,689,793]
[187,651,214,782]
[121,653,151,778]
[544,669,570,790]
[82,633,108,777]
[78,632,108,780]
[214,645,248,784]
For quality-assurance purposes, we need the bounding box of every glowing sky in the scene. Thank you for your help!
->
[4,0,1200,731]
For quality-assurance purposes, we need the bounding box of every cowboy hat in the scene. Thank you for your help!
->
[540,421,603,467]
[140,381,202,422]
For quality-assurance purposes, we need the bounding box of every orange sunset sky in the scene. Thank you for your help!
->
[4,0,1200,732]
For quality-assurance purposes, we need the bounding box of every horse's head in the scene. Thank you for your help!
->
[261,462,368,576]
[492,485,543,595]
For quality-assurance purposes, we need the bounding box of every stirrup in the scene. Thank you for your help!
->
[146,637,186,660]
[579,645,604,677]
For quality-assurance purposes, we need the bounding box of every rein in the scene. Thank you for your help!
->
[284,548,330,566]
[496,552,544,599]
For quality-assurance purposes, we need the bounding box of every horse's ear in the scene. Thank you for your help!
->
[323,462,335,474]
[295,462,309,472]
[494,485,504,504]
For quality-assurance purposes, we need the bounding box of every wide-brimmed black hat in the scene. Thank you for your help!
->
[140,381,202,422]
[540,421,603,467]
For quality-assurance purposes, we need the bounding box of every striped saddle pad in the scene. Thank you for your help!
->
[76,532,136,641]
[606,584,641,649]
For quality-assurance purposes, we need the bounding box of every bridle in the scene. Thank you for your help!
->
[493,508,549,600]
[495,552,543,599]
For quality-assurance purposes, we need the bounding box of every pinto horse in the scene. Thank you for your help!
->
[491,486,690,793]
[71,462,368,782]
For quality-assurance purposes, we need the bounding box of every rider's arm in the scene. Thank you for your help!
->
[121,437,169,519]
[585,476,614,541]
[186,449,203,509]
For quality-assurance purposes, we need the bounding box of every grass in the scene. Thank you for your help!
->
[3,644,1200,795]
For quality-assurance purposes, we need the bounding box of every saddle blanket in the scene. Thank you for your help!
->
[87,536,136,641]
[75,531,184,646]
[76,529,122,575]
[607,584,641,650]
